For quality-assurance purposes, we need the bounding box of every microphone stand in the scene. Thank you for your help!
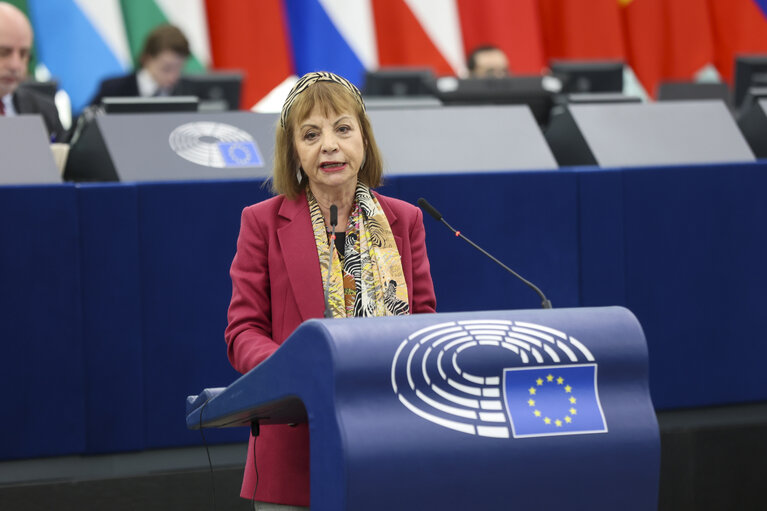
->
[323,205,338,318]
[417,198,552,309]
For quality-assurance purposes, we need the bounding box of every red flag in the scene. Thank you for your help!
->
[621,0,714,97]
[456,0,546,74]
[539,0,626,61]
[371,0,454,76]
[205,0,293,108]
[707,0,767,84]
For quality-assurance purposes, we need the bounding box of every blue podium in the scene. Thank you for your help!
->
[187,307,659,510]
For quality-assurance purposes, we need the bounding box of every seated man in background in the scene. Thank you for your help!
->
[0,2,66,141]
[467,45,510,79]
[90,24,190,105]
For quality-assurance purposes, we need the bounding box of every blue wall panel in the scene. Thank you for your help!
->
[137,180,271,448]
[77,183,145,453]
[577,168,627,306]
[382,171,580,312]
[621,163,767,409]
[2,161,767,461]
[0,185,85,459]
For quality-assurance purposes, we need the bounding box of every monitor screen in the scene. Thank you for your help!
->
[733,55,767,109]
[178,71,243,111]
[564,93,641,104]
[657,81,732,108]
[364,96,443,110]
[363,68,436,97]
[19,80,58,100]
[549,60,624,94]
[101,96,199,114]
[737,94,767,158]
[435,76,554,127]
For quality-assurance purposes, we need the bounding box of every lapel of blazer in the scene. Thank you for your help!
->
[12,89,33,113]
[374,191,402,250]
[277,191,325,322]
[127,73,141,96]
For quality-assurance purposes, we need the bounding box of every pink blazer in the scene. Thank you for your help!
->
[225,189,436,505]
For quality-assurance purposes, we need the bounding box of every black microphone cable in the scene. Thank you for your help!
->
[197,397,260,511]
[198,398,217,511]
[417,198,553,309]
[250,421,260,510]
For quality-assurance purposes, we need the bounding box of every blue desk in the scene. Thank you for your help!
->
[1,162,765,460]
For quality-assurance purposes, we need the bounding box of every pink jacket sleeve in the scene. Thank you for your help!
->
[407,207,437,314]
[224,206,280,374]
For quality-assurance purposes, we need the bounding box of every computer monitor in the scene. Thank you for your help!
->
[657,81,732,109]
[564,93,641,105]
[178,71,244,111]
[363,68,436,97]
[435,76,554,127]
[737,88,767,158]
[19,80,58,100]
[101,96,199,114]
[733,55,767,110]
[549,60,624,94]
[364,96,443,110]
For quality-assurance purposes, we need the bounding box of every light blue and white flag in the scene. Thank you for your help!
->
[28,0,131,114]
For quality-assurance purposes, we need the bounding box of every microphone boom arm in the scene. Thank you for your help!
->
[440,217,552,309]
[417,197,552,309]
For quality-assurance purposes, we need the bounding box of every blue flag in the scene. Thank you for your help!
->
[283,0,368,88]
[504,364,607,438]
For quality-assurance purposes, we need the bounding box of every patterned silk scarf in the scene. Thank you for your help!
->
[308,183,410,318]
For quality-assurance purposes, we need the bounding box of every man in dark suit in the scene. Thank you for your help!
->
[90,24,191,106]
[467,45,510,79]
[0,2,65,141]
[12,84,66,141]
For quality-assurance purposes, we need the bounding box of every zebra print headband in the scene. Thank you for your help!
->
[280,71,366,129]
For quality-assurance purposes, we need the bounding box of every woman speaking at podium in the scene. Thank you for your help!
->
[225,72,437,509]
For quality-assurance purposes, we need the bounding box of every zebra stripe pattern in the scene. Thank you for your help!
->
[280,71,366,129]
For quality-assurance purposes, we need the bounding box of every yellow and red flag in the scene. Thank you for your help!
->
[620,0,714,97]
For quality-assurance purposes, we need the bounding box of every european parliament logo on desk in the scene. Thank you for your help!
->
[169,121,264,168]
[391,319,608,439]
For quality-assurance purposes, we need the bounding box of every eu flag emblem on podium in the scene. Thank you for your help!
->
[503,364,607,438]
[218,141,263,167]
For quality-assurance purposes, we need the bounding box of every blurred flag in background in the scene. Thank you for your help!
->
[18,0,767,114]
[707,0,767,83]
[28,0,131,114]
[621,0,715,97]
[120,0,210,73]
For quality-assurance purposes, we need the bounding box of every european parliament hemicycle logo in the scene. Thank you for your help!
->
[390,319,607,439]
[168,122,264,168]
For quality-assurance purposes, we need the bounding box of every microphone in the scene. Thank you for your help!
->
[323,205,338,318]
[417,198,552,309]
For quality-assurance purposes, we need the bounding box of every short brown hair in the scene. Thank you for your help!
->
[139,24,190,65]
[272,81,384,199]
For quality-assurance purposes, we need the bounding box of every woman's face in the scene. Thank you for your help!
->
[144,49,185,90]
[294,106,365,196]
